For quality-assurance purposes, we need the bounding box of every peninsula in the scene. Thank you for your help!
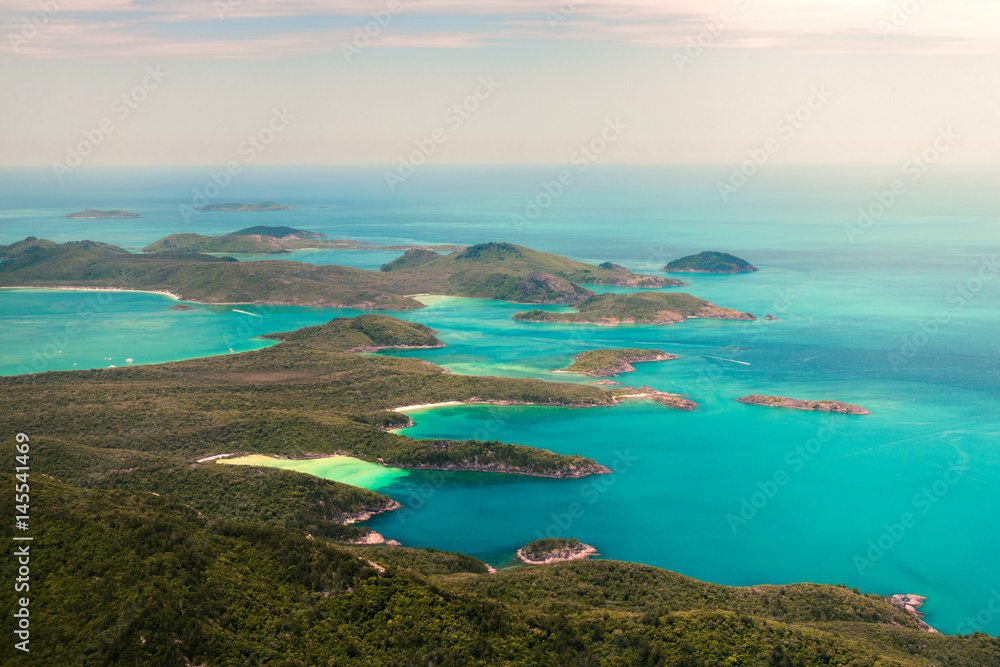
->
[0,313,617,481]
[194,201,292,211]
[560,348,680,377]
[2,238,740,310]
[664,251,758,273]
[517,537,598,564]
[736,395,871,415]
[65,209,141,219]
[514,292,756,325]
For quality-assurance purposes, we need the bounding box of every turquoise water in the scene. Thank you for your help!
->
[1,166,998,635]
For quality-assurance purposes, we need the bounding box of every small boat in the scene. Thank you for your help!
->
[126,358,134,363]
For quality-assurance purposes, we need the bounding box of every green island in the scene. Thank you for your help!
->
[518,537,598,564]
[380,242,685,292]
[514,292,756,325]
[737,395,872,415]
[664,251,758,273]
[65,209,141,219]
[0,238,714,310]
[3,304,997,663]
[561,348,680,377]
[5,474,998,665]
[194,200,292,211]
[142,232,365,255]
[232,225,325,239]
[0,314,615,479]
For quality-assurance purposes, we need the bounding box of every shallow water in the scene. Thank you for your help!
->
[2,165,999,635]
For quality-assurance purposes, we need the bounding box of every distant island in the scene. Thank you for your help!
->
[142,231,362,255]
[663,251,758,273]
[65,209,141,219]
[514,292,755,325]
[517,537,597,564]
[380,243,684,290]
[2,238,752,314]
[194,201,292,212]
[231,226,324,239]
[736,395,871,415]
[560,348,679,377]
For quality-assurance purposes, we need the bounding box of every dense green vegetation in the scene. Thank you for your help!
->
[2,238,696,310]
[65,209,140,218]
[0,314,613,475]
[28,438,386,540]
[664,251,758,273]
[522,537,581,559]
[194,201,292,211]
[261,313,444,351]
[4,475,997,666]
[142,231,363,255]
[0,237,422,309]
[515,292,756,325]
[379,242,683,302]
[564,348,678,377]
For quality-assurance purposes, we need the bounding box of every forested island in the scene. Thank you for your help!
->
[664,251,758,273]
[517,537,598,564]
[514,292,756,325]
[0,238,730,311]
[65,209,141,219]
[4,299,996,664]
[142,232,366,254]
[560,348,680,377]
[737,395,872,415]
[194,201,292,211]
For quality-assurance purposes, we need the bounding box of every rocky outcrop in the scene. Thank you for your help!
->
[890,594,940,634]
[736,395,871,415]
[517,542,598,564]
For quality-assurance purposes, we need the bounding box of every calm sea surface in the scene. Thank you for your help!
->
[1,166,998,634]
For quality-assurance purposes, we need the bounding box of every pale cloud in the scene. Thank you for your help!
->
[1,0,998,58]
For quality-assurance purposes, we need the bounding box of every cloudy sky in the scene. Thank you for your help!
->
[1,0,998,167]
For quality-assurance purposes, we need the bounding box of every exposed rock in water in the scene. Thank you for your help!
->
[891,594,940,634]
[736,395,871,415]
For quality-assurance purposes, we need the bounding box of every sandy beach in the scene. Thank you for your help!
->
[1,285,183,300]
[393,401,464,412]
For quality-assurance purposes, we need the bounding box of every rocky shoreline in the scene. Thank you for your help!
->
[560,350,680,377]
[736,395,871,415]
[517,542,598,565]
[890,594,940,634]
[397,460,612,479]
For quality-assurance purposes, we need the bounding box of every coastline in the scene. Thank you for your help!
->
[0,285,183,300]
[517,543,598,565]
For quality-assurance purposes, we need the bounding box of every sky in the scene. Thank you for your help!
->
[1,0,999,168]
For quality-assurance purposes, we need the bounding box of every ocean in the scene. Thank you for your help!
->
[1,165,998,635]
